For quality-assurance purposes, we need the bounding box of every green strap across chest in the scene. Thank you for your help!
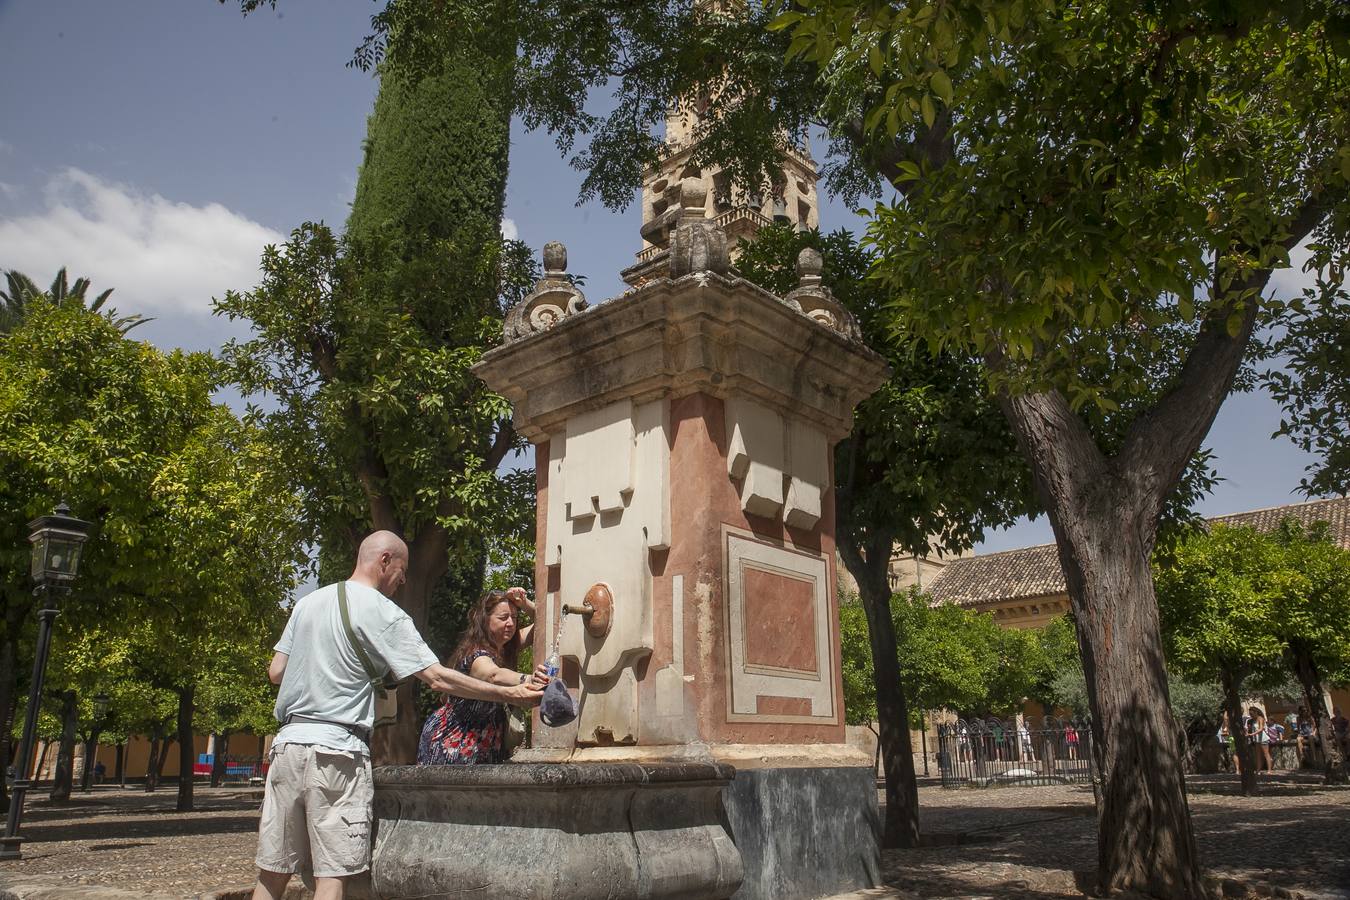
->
[338,581,381,684]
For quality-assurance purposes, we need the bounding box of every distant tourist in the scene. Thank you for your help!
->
[1247,706,1273,773]
[251,532,542,900]
[1218,710,1240,775]
[1065,723,1080,760]
[1296,706,1316,765]
[417,587,545,766]
[92,760,106,785]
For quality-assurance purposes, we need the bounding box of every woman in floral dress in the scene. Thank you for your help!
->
[417,587,538,765]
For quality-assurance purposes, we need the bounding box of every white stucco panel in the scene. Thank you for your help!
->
[562,400,635,518]
[784,421,827,530]
[724,397,785,519]
[547,399,669,697]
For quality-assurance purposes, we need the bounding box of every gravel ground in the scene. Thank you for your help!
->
[878,775,1350,899]
[0,776,1346,898]
[0,786,264,897]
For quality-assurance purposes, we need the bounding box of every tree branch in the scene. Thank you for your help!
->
[1122,192,1332,516]
[483,417,517,472]
[841,109,955,196]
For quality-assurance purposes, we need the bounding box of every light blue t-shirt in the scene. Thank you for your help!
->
[272,581,438,753]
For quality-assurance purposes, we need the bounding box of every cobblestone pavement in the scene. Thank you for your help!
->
[877,776,1350,899]
[0,786,264,897]
[0,777,1347,898]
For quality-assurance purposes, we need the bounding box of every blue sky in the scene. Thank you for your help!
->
[0,0,1328,555]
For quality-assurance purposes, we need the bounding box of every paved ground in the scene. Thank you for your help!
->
[0,776,1346,898]
[874,775,1350,899]
[0,786,264,897]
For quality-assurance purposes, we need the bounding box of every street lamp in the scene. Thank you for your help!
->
[0,502,92,860]
[81,692,111,793]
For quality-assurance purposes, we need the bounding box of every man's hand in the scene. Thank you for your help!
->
[504,680,544,708]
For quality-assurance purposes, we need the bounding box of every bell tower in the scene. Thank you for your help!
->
[619,41,821,287]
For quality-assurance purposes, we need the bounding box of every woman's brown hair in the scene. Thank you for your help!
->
[448,590,524,671]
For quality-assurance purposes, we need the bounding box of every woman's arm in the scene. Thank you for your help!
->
[506,586,536,649]
[468,654,529,687]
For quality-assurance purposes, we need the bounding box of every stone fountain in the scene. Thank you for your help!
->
[366,183,889,900]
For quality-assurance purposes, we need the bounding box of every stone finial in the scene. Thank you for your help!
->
[502,241,589,342]
[669,216,729,278]
[782,248,862,342]
[795,247,824,287]
[543,240,567,278]
[679,177,708,220]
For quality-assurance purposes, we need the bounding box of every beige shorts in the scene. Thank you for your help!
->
[255,743,372,878]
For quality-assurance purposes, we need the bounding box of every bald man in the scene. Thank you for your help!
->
[252,531,543,900]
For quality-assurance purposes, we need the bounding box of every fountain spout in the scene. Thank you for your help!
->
[560,582,613,639]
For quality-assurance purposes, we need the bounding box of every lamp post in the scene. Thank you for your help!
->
[0,502,92,860]
[80,692,110,793]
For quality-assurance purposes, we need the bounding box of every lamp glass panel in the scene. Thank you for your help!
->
[29,536,45,582]
[43,535,84,581]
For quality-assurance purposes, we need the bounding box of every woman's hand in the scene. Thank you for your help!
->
[506,587,536,648]
[506,586,534,613]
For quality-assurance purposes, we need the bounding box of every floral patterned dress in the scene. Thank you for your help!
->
[416,650,508,765]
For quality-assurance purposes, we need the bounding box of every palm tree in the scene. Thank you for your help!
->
[1,268,151,334]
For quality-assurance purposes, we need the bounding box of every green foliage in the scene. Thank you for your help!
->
[218,12,537,645]
[1155,524,1289,687]
[1,268,149,335]
[840,590,1077,722]
[735,225,1033,558]
[1267,279,1350,495]
[1155,519,1350,717]
[838,588,876,725]
[777,1,1348,407]
[346,18,513,255]
[1047,665,1220,728]
[0,299,304,748]
[215,223,535,623]
[1268,520,1350,685]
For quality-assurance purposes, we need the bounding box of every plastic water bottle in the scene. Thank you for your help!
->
[543,635,561,681]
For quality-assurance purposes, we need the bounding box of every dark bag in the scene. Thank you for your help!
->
[539,677,578,728]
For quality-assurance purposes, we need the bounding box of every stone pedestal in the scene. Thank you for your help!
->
[364,764,741,900]
[467,228,889,899]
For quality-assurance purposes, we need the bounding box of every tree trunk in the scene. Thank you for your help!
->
[115,742,125,786]
[144,736,159,791]
[1220,668,1256,795]
[1058,510,1203,897]
[997,385,1209,898]
[856,574,921,848]
[1290,649,1346,784]
[176,685,195,812]
[0,629,20,811]
[48,690,78,803]
[211,732,230,788]
[834,494,920,850]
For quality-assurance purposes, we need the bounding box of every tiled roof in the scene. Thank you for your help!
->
[927,496,1350,608]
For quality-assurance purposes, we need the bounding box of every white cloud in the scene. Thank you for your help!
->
[0,168,282,318]
[500,216,518,241]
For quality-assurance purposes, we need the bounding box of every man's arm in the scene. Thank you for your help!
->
[413,662,542,707]
[268,651,288,685]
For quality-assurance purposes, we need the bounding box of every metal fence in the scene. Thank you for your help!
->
[935,716,1095,788]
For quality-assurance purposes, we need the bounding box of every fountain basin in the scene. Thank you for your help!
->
[364,763,743,900]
